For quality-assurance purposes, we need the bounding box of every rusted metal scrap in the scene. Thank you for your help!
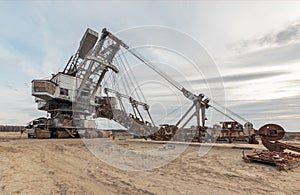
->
[243,124,300,170]
[243,150,300,170]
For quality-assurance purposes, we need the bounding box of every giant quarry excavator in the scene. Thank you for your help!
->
[28,28,270,143]
[26,27,300,170]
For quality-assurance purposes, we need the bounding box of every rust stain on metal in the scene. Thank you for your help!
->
[243,124,300,171]
[243,150,300,171]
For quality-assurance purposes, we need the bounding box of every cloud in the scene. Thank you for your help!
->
[0,86,45,125]
[224,95,300,131]
[276,23,300,44]
[212,20,300,131]
[228,19,300,53]
[0,40,47,79]
[187,71,288,85]
[227,41,300,68]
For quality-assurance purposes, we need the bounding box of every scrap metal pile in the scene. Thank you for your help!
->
[243,124,300,170]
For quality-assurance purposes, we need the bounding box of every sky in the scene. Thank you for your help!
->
[0,1,300,131]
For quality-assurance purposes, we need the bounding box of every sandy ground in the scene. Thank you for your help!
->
[1,132,300,195]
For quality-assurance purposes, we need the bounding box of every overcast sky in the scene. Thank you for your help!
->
[1,1,300,131]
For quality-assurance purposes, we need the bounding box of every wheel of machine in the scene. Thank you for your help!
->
[258,124,285,141]
[259,123,285,151]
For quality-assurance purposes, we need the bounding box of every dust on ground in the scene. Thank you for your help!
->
[1,132,300,195]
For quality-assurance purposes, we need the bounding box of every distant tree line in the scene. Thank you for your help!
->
[0,125,24,132]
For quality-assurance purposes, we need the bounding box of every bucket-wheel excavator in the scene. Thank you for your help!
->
[28,28,263,143]
[26,27,300,170]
